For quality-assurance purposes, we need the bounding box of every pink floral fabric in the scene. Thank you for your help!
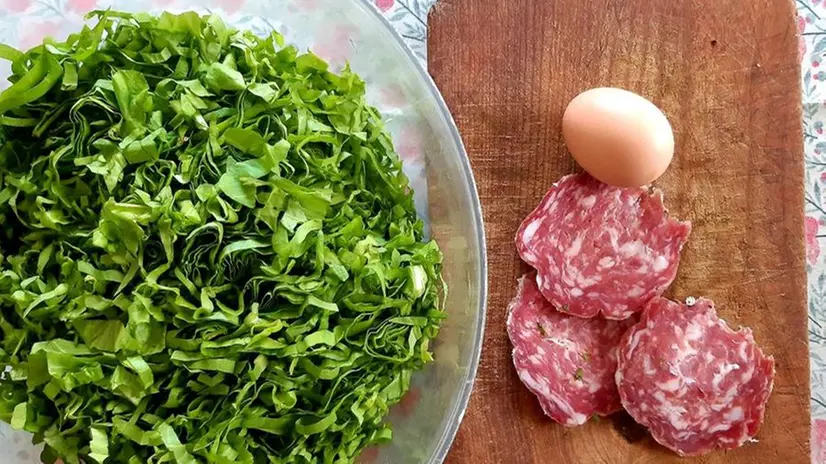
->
[376,0,395,12]
[65,0,98,12]
[815,419,826,463]
[799,0,826,461]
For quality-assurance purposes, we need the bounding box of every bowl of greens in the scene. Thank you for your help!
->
[0,1,486,463]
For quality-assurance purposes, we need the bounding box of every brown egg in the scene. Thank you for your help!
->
[562,87,674,187]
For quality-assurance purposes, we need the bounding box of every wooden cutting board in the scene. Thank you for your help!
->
[427,0,809,462]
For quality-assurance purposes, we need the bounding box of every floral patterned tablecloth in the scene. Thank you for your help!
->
[0,0,824,462]
[798,0,826,459]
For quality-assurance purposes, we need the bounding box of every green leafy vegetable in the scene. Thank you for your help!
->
[0,10,444,464]
[574,368,584,381]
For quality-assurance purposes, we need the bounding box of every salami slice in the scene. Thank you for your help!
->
[507,272,636,426]
[515,173,691,320]
[615,297,775,456]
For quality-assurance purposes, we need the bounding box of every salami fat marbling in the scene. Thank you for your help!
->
[507,272,636,426]
[616,297,775,456]
[515,173,691,320]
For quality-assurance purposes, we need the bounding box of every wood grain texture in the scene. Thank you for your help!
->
[427,0,809,462]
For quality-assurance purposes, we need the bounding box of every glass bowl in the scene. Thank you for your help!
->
[0,1,487,463]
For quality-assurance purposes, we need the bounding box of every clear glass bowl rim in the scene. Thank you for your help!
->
[355,1,488,461]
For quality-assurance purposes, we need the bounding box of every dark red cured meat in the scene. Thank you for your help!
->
[507,272,636,426]
[515,173,691,320]
[615,297,775,456]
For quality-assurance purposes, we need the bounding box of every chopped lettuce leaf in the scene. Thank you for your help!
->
[0,10,445,464]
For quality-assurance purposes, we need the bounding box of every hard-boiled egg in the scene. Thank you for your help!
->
[562,87,674,187]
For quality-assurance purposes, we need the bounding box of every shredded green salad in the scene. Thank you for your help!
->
[0,10,445,464]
